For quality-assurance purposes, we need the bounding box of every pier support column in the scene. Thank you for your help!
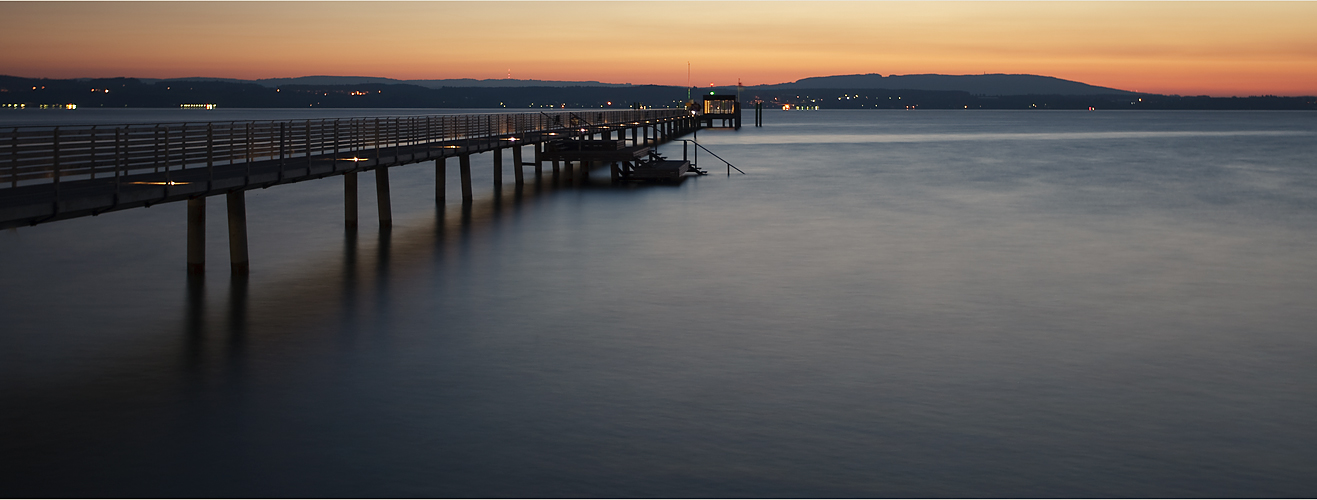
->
[459,154,473,202]
[512,143,524,185]
[493,147,503,187]
[226,191,249,275]
[552,159,561,181]
[610,162,620,183]
[375,166,392,228]
[534,142,543,178]
[187,197,205,275]
[345,172,358,228]
[435,158,446,203]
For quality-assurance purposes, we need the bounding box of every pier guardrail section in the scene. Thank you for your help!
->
[2,109,689,190]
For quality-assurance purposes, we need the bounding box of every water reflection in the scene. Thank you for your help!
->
[184,274,205,367]
[5,111,1317,497]
[4,174,577,415]
[179,174,575,373]
[227,274,248,356]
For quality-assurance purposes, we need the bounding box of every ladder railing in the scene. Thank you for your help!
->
[681,139,745,176]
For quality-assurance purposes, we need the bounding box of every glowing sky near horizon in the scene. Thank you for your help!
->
[3,2,1315,96]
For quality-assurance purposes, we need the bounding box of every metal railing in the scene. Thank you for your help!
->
[2,109,688,189]
[681,139,745,176]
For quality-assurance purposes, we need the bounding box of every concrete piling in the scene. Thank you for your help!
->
[187,197,205,274]
[533,142,543,178]
[375,166,392,227]
[459,154,473,202]
[435,157,446,203]
[226,190,249,275]
[512,143,524,185]
[345,171,358,228]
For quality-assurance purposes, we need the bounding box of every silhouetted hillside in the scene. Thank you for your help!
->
[759,73,1134,96]
[2,76,1312,110]
[143,76,633,89]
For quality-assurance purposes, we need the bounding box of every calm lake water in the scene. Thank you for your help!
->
[2,108,1315,497]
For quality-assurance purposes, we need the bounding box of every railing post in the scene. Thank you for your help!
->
[305,119,312,172]
[333,120,340,172]
[89,126,98,180]
[244,123,252,186]
[52,127,61,204]
[113,128,122,202]
[180,122,187,175]
[153,125,161,173]
[278,122,286,181]
[225,122,234,166]
[207,123,214,188]
[10,127,17,188]
[163,126,172,187]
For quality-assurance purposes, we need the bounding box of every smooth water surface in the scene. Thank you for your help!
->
[2,109,1316,497]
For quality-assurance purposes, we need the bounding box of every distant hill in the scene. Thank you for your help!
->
[113,73,1129,95]
[4,74,1310,110]
[757,73,1135,96]
[140,76,632,89]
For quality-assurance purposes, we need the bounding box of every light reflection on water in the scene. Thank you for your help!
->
[739,129,1312,145]
[2,110,1316,497]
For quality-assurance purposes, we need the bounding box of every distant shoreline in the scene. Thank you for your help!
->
[2,75,1314,111]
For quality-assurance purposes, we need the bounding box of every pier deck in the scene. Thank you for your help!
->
[1,110,693,229]
[1,109,700,273]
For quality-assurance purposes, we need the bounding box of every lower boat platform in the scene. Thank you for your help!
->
[613,158,707,182]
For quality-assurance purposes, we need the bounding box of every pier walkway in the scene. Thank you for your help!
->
[1,109,699,273]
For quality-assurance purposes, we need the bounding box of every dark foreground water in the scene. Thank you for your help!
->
[2,109,1316,497]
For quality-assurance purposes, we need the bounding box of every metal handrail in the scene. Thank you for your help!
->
[1,109,687,189]
[685,139,745,175]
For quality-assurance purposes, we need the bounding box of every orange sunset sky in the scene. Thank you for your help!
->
[3,1,1315,97]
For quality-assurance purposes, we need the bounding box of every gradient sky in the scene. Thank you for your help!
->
[3,1,1315,96]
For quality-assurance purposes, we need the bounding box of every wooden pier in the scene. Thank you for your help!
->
[1,109,701,274]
